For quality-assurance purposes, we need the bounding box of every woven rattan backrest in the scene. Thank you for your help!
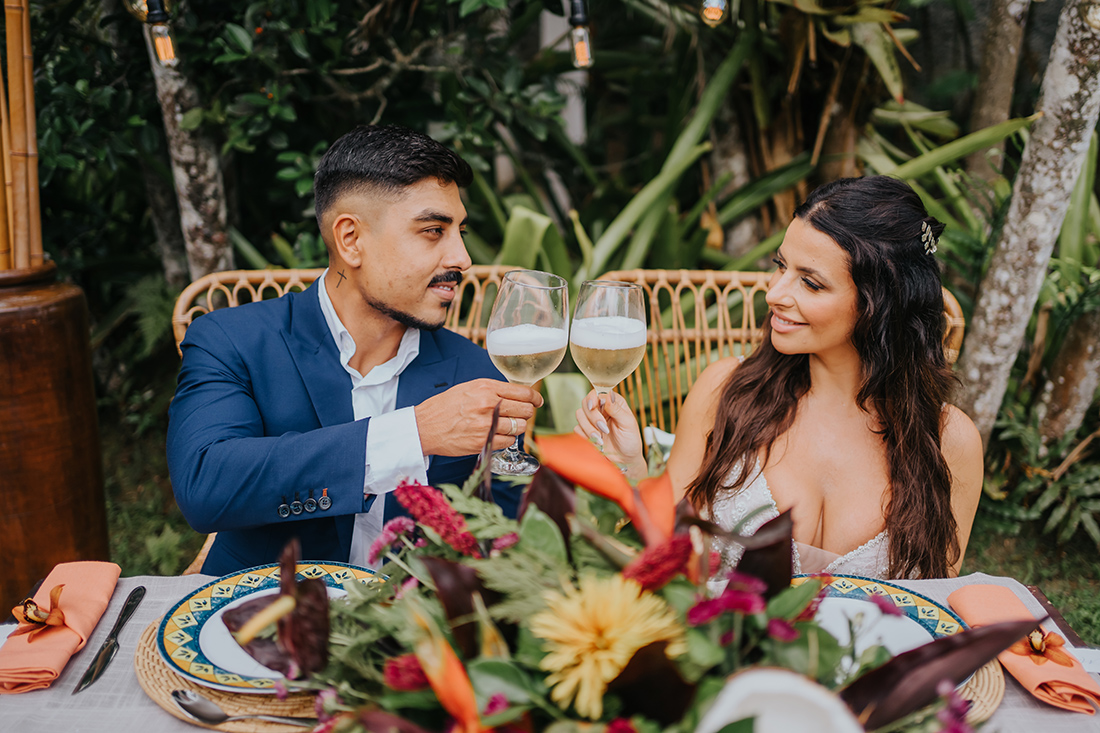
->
[172,265,520,356]
[599,269,966,435]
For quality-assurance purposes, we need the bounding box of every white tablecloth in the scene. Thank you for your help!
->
[0,572,1098,731]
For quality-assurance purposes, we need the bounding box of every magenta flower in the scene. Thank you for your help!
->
[395,576,419,600]
[314,688,342,723]
[383,654,429,691]
[935,679,974,733]
[491,533,520,553]
[687,572,767,625]
[623,534,693,591]
[483,692,509,716]
[273,678,289,700]
[368,517,417,564]
[606,719,637,733]
[394,481,481,557]
[869,592,906,618]
[767,617,799,642]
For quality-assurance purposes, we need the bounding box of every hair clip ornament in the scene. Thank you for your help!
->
[921,221,938,255]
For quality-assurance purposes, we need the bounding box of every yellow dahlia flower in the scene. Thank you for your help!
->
[529,574,687,720]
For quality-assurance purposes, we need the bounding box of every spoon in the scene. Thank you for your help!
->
[171,689,318,728]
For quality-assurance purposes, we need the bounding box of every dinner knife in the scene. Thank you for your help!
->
[72,585,146,694]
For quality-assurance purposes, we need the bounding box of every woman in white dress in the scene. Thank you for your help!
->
[576,176,984,580]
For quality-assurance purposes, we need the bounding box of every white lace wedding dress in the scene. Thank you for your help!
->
[708,460,892,579]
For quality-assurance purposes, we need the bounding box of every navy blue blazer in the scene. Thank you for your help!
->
[167,283,516,576]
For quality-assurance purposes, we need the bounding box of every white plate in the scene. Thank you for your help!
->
[156,562,383,693]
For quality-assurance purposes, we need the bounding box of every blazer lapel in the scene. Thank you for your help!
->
[396,330,459,410]
[281,285,354,427]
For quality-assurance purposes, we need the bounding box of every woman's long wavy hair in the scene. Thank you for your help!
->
[687,176,958,578]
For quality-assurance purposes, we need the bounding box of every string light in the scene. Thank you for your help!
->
[569,0,593,69]
[125,0,179,68]
[700,0,728,27]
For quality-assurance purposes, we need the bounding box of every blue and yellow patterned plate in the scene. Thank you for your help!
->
[793,574,967,660]
[156,562,383,693]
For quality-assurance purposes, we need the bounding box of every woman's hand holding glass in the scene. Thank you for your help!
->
[569,280,648,478]
[574,390,648,480]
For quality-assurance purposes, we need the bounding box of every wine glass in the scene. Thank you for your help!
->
[485,270,569,475]
[570,280,647,399]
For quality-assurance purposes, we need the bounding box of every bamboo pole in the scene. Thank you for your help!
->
[5,0,30,269]
[0,50,12,258]
[22,0,41,265]
[0,68,11,270]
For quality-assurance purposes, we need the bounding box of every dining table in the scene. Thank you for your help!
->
[1,571,1098,732]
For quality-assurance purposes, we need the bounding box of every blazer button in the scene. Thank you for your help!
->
[318,489,332,510]
[290,500,304,515]
[304,497,317,513]
[277,503,291,518]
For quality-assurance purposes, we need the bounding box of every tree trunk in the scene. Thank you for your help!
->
[139,159,189,291]
[965,0,1031,182]
[1037,306,1100,444]
[710,99,762,258]
[97,0,190,289]
[955,0,1100,447]
[144,25,233,280]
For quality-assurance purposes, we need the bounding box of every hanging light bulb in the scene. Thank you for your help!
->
[149,23,179,68]
[124,0,179,68]
[569,0,593,69]
[700,0,728,27]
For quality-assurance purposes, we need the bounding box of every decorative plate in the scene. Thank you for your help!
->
[793,574,967,662]
[157,562,383,693]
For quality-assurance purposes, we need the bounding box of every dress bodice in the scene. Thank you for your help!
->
[707,460,892,580]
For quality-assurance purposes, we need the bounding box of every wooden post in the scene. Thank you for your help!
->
[4,0,29,269]
[21,0,41,265]
[0,69,11,270]
[0,59,12,259]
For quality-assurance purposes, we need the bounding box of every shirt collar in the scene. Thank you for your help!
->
[317,268,421,384]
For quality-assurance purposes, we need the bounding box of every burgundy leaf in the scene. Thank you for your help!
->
[420,556,500,658]
[840,617,1043,729]
[477,402,503,504]
[279,577,330,678]
[734,510,793,600]
[358,709,434,733]
[607,641,697,726]
[520,466,577,552]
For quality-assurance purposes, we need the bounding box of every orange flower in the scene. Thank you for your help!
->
[411,609,485,733]
[1008,629,1075,667]
[534,433,674,544]
[11,584,67,642]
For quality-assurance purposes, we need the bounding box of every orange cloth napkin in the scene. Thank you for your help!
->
[949,584,1100,714]
[0,561,121,694]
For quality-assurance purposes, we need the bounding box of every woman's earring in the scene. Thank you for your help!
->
[921,221,938,255]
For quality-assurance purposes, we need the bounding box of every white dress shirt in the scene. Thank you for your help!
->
[316,270,430,568]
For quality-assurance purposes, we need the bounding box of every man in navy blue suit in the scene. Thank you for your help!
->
[167,125,543,576]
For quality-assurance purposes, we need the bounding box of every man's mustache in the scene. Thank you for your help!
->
[429,271,462,286]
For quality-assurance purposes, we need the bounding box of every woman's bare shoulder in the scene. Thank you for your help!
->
[941,405,983,461]
[691,356,743,395]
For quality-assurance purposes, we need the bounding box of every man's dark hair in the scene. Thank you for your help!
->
[313,125,473,223]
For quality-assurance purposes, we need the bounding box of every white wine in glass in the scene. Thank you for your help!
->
[570,280,647,396]
[485,270,569,475]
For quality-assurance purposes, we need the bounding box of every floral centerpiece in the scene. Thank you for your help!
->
[232,426,1038,733]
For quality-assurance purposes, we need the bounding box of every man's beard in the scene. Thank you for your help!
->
[364,271,461,332]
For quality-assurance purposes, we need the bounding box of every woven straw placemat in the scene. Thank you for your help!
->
[959,660,1005,724]
[134,620,316,732]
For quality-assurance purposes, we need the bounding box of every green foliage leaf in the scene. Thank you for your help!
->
[179,108,205,131]
[519,505,568,564]
[224,23,255,54]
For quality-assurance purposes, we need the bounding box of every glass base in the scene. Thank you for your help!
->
[489,447,540,476]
